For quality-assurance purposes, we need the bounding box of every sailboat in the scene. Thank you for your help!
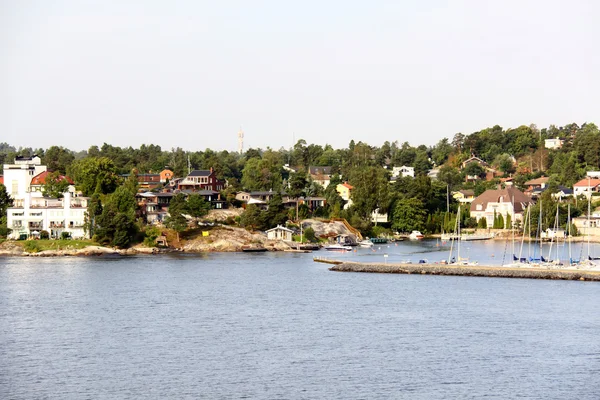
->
[446,206,476,265]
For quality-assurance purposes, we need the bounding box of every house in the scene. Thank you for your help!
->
[544,137,563,150]
[470,187,534,228]
[391,165,415,178]
[180,189,226,209]
[336,182,353,201]
[119,173,162,190]
[461,155,489,170]
[452,190,475,203]
[178,168,224,192]
[3,155,47,198]
[160,169,174,183]
[572,211,600,238]
[573,178,600,198]
[524,177,549,197]
[427,168,440,180]
[586,171,600,179]
[235,190,290,203]
[7,192,89,239]
[308,166,332,188]
[300,197,326,211]
[371,209,388,223]
[266,225,293,241]
[551,186,574,200]
[3,156,89,239]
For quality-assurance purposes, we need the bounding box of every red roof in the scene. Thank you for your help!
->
[573,178,600,188]
[341,182,354,189]
[0,176,3,185]
[31,171,74,185]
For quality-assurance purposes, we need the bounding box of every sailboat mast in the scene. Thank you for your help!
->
[568,204,572,263]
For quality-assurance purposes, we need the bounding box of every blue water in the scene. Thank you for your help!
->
[1,250,599,399]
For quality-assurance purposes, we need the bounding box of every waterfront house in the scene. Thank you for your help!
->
[266,225,293,241]
[178,168,224,192]
[470,187,534,228]
[573,178,600,198]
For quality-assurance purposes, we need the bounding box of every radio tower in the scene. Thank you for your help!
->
[238,127,244,154]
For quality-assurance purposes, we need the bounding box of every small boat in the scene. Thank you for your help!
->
[358,240,374,248]
[461,233,494,241]
[409,231,424,240]
[324,244,353,251]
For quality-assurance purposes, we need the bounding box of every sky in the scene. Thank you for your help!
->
[1,0,599,153]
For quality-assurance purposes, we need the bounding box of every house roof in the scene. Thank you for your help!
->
[339,183,353,189]
[266,225,294,233]
[574,178,600,188]
[30,171,74,185]
[462,156,489,168]
[309,166,332,175]
[188,170,212,177]
[524,177,549,186]
[458,189,475,196]
[470,187,534,214]
[556,186,573,195]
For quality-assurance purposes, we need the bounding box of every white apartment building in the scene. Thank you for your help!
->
[4,156,89,239]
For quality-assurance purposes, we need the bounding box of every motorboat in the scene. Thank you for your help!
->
[358,240,374,248]
[408,231,424,240]
[324,244,353,251]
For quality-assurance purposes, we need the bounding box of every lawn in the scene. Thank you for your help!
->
[20,239,98,253]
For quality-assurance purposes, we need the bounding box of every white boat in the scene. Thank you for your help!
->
[409,231,424,240]
[358,240,373,248]
[461,233,494,241]
[324,244,353,251]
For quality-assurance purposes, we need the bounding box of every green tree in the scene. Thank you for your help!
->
[43,146,75,174]
[94,186,138,248]
[164,194,188,241]
[42,171,70,198]
[288,172,307,221]
[391,198,427,233]
[0,184,12,237]
[68,157,120,196]
[187,194,210,218]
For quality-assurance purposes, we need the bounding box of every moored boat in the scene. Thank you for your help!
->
[409,231,424,240]
[324,244,353,251]
[359,240,374,248]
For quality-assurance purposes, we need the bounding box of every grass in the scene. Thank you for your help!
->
[20,239,98,253]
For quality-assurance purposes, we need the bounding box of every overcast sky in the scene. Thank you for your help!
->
[1,0,598,152]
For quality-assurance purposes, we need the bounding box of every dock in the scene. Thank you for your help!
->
[314,259,600,281]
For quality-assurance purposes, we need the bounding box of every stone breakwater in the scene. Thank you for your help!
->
[326,261,600,281]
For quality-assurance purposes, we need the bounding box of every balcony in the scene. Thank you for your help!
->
[28,223,43,229]
[50,222,65,228]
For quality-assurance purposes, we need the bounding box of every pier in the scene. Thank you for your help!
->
[314,259,600,281]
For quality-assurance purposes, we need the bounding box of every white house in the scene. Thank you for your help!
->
[7,192,89,239]
[266,225,293,241]
[544,137,563,150]
[4,156,89,239]
[391,165,415,178]
[573,178,600,198]
[470,187,534,228]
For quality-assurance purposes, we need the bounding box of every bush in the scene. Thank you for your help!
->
[143,226,161,247]
[40,230,50,239]
[303,227,317,243]
[61,232,72,240]
[23,241,41,253]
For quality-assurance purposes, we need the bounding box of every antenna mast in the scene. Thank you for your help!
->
[238,127,244,154]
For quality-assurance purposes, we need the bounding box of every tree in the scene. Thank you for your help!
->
[0,184,12,237]
[288,172,307,221]
[464,162,485,179]
[43,146,74,174]
[94,186,138,248]
[392,198,427,233]
[68,157,120,196]
[42,171,70,198]
[240,204,263,230]
[186,194,210,218]
[493,153,516,175]
[165,194,188,241]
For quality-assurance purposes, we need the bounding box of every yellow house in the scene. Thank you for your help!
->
[452,189,475,203]
[336,182,354,201]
